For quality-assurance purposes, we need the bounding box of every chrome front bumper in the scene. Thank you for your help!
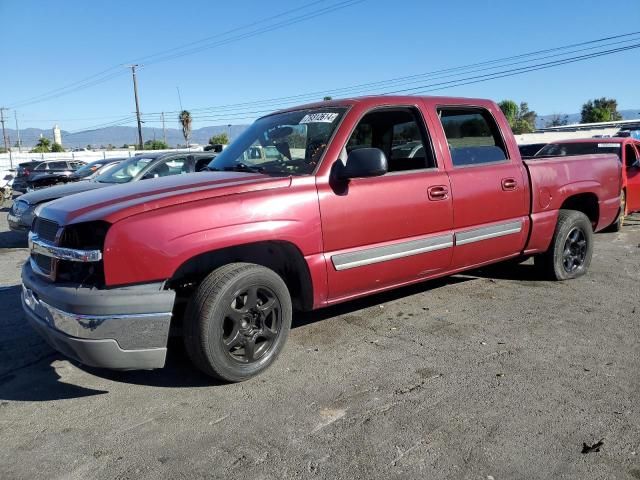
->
[21,262,176,370]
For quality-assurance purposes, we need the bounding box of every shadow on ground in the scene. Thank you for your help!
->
[0,285,108,401]
[0,260,553,401]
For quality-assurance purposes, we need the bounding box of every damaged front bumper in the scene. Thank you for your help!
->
[21,262,175,370]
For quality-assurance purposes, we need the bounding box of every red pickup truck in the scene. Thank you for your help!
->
[536,137,640,230]
[21,96,621,382]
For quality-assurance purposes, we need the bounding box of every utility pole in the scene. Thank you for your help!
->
[128,65,144,150]
[161,112,167,145]
[14,111,22,153]
[0,107,12,168]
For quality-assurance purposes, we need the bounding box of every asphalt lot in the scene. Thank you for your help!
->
[0,201,638,480]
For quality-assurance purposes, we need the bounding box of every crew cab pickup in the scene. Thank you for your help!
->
[21,96,621,382]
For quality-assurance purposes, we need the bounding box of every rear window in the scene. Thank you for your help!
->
[438,108,508,167]
[536,142,622,159]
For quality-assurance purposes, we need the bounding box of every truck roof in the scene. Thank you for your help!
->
[268,95,497,117]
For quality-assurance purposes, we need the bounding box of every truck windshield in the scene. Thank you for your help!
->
[208,107,347,176]
[536,142,622,160]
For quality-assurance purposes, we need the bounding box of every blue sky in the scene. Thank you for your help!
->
[1,0,639,131]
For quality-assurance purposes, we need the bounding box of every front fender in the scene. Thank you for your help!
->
[102,185,323,286]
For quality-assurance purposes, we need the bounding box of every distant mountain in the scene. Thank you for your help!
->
[2,124,249,149]
[4,108,639,148]
[536,109,640,128]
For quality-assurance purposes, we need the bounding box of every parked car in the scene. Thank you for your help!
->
[535,138,640,230]
[8,152,215,231]
[518,143,547,157]
[0,171,13,207]
[21,95,620,382]
[26,158,127,191]
[12,159,86,193]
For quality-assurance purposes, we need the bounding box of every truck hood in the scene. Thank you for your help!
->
[39,171,291,226]
[20,180,107,205]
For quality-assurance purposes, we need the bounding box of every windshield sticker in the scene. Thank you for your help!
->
[597,143,619,148]
[300,112,339,124]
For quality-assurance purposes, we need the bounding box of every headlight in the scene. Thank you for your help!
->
[13,200,29,215]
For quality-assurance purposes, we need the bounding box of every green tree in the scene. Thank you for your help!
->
[323,96,333,101]
[144,139,169,150]
[51,142,64,152]
[30,137,51,153]
[209,133,229,145]
[545,114,569,127]
[178,110,192,147]
[581,97,622,123]
[498,100,518,124]
[498,99,537,134]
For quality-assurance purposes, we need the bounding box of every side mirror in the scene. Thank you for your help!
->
[142,172,159,180]
[335,148,388,181]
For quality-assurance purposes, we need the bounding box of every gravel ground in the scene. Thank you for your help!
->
[0,200,639,480]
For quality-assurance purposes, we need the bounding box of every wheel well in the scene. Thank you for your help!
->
[167,241,314,312]
[560,193,599,227]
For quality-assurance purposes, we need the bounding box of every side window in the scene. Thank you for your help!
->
[195,156,215,172]
[438,108,508,167]
[145,157,188,178]
[345,108,435,172]
[625,144,638,167]
[47,161,68,170]
[34,163,46,171]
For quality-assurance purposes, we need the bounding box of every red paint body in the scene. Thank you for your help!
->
[541,137,640,215]
[43,96,621,309]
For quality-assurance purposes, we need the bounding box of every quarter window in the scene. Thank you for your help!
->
[47,161,68,169]
[438,108,508,167]
[346,108,436,171]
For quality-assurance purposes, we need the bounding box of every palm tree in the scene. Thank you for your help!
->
[178,110,192,148]
[30,137,51,153]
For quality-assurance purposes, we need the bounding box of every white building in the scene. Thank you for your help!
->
[53,125,62,145]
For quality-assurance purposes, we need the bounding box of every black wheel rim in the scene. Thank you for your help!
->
[221,285,282,364]
[562,227,587,273]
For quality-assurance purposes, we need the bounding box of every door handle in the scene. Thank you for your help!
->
[501,178,517,191]
[428,185,449,201]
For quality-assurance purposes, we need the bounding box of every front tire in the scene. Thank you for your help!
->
[534,209,593,280]
[184,263,292,382]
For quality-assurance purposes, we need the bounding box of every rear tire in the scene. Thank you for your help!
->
[534,209,593,280]
[183,262,292,382]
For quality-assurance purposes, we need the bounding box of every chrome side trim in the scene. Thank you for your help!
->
[29,232,102,262]
[455,220,522,246]
[332,234,453,271]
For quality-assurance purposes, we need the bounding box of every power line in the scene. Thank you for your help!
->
[22,31,640,134]
[6,0,363,109]
[143,31,640,117]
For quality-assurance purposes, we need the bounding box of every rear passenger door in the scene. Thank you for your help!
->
[434,106,529,268]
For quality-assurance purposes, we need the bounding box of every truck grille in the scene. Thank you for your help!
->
[33,217,59,242]
[33,253,52,275]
